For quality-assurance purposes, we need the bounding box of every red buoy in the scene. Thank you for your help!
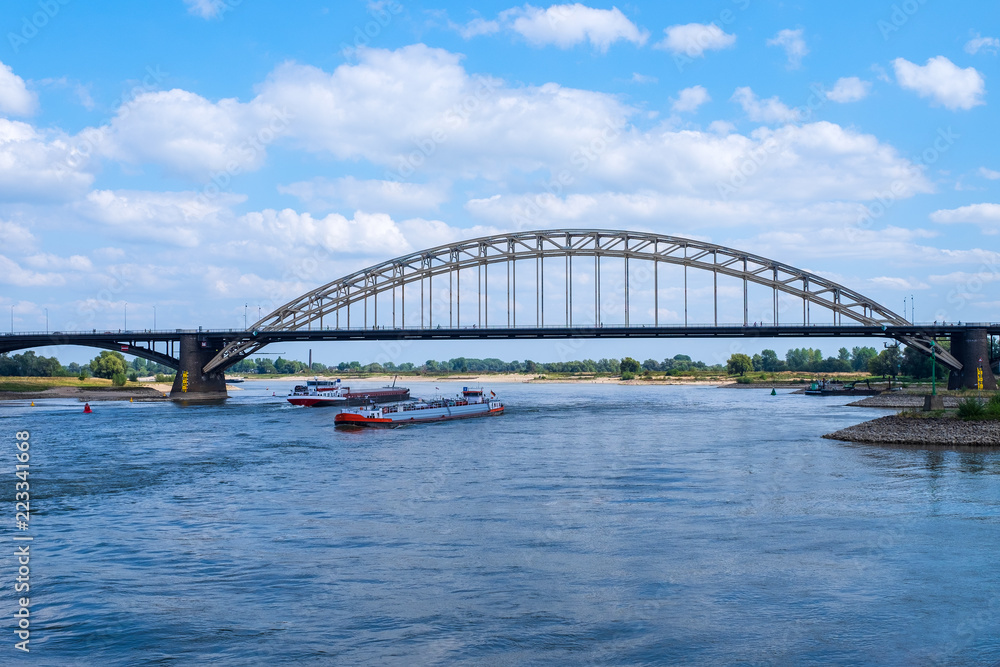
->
[83,402,93,414]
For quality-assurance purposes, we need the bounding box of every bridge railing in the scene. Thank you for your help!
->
[1,322,997,337]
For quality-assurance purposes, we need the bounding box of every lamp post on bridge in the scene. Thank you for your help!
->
[931,339,936,397]
[44,308,48,334]
[244,303,248,330]
[153,305,156,331]
[124,302,127,332]
[10,304,12,334]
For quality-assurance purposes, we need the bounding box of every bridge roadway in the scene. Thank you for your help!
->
[1,323,997,398]
[3,322,999,353]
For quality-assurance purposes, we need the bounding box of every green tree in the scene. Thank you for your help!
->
[881,345,901,378]
[727,353,754,376]
[838,347,850,362]
[111,371,127,386]
[786,347,823,371]
[0,351,65,376]
[620,357,641,374]
[901,345,950,379]
[851,346,878,372]
[868,347,901,380]
[90,351,128,379]
[867,355,887,378]
[758,349,785,372]
[255,358,277,374]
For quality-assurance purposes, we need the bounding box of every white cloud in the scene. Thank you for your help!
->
[766,28,808,69]
[930,203,1000,231]
[23,253,93,272]
[277,177,450,214]
[730,87,800,123]
[396,218,501,248]
[457,17,501,39]
[61,45,929,246]
[96,89,281,179]
[892,56,985,110]
[255,46,630,177]
[826,77,871,103]
[76,189,246,247]
[965,34,1000,55]
[868,276,929,290]
[928,271,1000,286]
[183,0,227,19]
[0,221,36,253]
[0,61,37,116]
[202,266,309,300]
[465,191,867,229]
[497,4,648,51]
[241,209,413,256]
[979,167,1000,180]
[655,23,736,57]
[671,85,710,113]
[0,119,94,201]
[707,120,735,134]
[0,255,66,287]
[85,45,925,212]
[469,120,929,207]
[631,72,657,84]
[748,226,1000,268]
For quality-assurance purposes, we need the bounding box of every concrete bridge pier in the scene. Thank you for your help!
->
[169,334,229,400]
[948,328,998,391]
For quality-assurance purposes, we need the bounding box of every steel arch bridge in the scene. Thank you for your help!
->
[206,229,962,373]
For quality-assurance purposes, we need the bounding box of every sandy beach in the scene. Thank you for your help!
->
[243,374,730,386]
[0,383,174,402]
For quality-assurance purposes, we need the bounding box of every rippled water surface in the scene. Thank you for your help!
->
[3,383,999,665]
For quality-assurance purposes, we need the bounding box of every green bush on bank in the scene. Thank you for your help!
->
[987,394,1000,418]
[957,395,1000,420]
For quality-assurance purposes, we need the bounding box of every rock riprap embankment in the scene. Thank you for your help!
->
[847,394,961,409]
[824,415,1000,446]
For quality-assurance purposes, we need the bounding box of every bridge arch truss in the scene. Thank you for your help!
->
[207,229,958,371]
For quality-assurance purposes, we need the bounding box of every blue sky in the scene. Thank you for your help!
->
[1,0,998,366]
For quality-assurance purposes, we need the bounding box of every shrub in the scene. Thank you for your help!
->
[621,371,635,380]
[78,373,86,381]
[111,372,127,387]
[736,376,752,384]
[986,394,1000,418]
[128,372,138,382]
[957,397,985,420]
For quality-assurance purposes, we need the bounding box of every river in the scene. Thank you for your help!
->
[2,382,998,665]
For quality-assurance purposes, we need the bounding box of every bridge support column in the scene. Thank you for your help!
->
[948,329,998,390]
[169,335,229,400]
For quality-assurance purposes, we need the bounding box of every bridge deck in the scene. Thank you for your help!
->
[1,323,998,346]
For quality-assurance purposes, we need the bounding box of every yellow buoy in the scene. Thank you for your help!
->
[130,397,133,402]
[30,401,34,407]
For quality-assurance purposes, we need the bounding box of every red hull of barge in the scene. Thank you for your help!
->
[335,406,505,428]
